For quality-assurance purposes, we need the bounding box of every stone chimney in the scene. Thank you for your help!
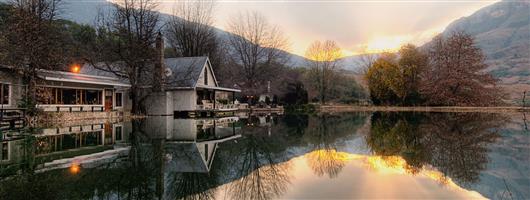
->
[153,32,165,92]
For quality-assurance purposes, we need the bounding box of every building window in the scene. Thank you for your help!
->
[204,67,208,85]
[115,92,123,107]
[37,87,102,105]
[0,83,10,105]
[115,126,123,141]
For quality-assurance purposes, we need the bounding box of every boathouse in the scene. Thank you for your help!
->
[145,56,241,117]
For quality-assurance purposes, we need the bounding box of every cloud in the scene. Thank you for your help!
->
[157,0,497,57]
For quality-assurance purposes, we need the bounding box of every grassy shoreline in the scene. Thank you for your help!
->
[317,105,530,113]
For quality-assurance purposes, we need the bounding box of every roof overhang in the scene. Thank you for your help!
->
[38,70,131,87]
[167,85,241,92]
[42,76,132,87]
[196,85,241,92]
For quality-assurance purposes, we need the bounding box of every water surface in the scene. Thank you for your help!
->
[0,112,528,199]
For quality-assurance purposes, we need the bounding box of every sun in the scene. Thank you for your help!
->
[363,35,412,53]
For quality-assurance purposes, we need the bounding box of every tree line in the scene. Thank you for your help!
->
[4,0,496,112]
[365,32,503,106]
[0,0,367,115]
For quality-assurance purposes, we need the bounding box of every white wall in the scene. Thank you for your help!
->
[172,90,196,111]
[196,64,217,87]
[169,119,198,141]
[145,91,173,115]
[144,116,173,139]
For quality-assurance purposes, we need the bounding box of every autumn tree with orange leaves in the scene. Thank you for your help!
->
[366,32,502,106]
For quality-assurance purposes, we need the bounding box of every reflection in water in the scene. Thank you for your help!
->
[225,161,291,200]
[220,115,294,200]
[0,112,528,199]
[303,114,368,178]
[367,112,505,185]
[305,149,348,178]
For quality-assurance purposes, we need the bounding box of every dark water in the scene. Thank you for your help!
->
[0,112,529,199]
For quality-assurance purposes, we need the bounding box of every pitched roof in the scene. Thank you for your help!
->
[165,143,211,173]
[164,56,210,88]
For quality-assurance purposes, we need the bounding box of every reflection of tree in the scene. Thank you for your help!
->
[367,112,505,184]
[228,161,291,200]
[168,172,217,200]
[367,112,426,174]
[282,114,309,137]
[305,149,347,178]
[221,134,292,200]
[303,113,367,178]
[421,113,503,184]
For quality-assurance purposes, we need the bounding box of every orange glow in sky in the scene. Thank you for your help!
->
[362,35,411,53]
[153,0,496,58]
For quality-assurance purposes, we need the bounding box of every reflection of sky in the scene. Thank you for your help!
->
[210,115,530,200]
[287,154,485,199]
[3,113,528,199]
[214,151,486,199]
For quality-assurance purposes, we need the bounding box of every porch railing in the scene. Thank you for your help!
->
[216,104,238,110]
[196,103,238,111]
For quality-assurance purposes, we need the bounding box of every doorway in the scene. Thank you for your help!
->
[104,89,113,111]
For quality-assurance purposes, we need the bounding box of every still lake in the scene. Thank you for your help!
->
[0,112,528,199]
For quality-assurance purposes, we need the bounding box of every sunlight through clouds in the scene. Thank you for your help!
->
[153,0,496,58]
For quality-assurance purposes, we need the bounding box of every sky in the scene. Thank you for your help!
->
[156,0,498,57]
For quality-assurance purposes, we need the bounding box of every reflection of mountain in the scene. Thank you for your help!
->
[366,112,530,199]
[3,112,525,199]
[368,112,503,182]
[469,130,530,199]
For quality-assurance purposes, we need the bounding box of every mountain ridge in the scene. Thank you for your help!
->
[36,0,530,101]
[440,0,530,101]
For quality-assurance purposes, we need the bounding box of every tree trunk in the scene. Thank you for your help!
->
[130,88,141,115]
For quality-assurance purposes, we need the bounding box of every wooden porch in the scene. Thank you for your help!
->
[195,88,238,112]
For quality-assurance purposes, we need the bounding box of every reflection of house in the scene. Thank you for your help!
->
[143,116,241,173]
[0,64,131,113]
[37,122,129,152]
[0,138,24,165]
[145,57,241,117]
[0,121,129,168]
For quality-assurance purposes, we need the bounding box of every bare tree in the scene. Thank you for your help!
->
[354,45,378,74]
[92,0,161,114]
[226,11,289,95]
[420,31,502,106]
[1,0,66,114]
[305,40,342,104]
[165,0,217,58]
